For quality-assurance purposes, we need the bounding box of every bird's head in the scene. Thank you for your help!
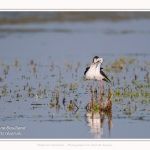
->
[98,58,103,64]
[93,56,103,64]
[92,56,99,63]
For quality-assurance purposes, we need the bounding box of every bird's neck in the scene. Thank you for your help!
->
[96,62,101,68]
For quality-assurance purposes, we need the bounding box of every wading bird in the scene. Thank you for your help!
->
[84,56,111,92]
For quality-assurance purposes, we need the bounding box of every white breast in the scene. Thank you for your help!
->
[95,63,104,80]
[85,63,96,79]
[85,62,104,80]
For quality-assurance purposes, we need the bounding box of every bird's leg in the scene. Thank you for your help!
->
[86,80,90,100]
[87,80,90,92]
[99,80,104,109]
[91,80,95,108]
[99,80,104,93]
[86,80,92,110]
[92,80,95,93]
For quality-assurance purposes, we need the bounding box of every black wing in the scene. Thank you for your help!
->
[100,68,111,83]
[84,67,90,75]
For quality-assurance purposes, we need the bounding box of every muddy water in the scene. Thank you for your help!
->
[0,12,150,139]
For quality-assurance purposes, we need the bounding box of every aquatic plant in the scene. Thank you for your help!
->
[91,103,99,113]
[0,55,150,124]
[14,59,19,68]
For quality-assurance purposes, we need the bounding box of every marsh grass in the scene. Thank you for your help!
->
[0,56,150,124]
[88,87,112,113]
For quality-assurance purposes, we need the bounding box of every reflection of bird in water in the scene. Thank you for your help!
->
[84,56,111,92]
[85,112,104,138]
[86,111,112,138]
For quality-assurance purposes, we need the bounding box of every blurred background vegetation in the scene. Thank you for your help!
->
[1,12,150,24]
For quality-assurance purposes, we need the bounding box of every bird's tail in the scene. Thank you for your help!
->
[103,78,113,86]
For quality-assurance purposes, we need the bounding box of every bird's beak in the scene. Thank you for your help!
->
[98,60,103,65]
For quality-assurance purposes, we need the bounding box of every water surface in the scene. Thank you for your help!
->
[0,12,150,139]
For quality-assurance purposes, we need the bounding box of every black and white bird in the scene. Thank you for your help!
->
[84,56,111,92]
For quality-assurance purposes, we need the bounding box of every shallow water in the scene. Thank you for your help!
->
[0,12,150,139]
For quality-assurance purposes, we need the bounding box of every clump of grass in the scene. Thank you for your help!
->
[16,93,20,98]
[69,83,73,90]
[105,65,111,72]
[111,76,114,80]
[28,87,32,97]
[0,77,3,82]
[75,61,81,72]
[35,91,42,102]
[111,56,126,72]
[49,102,55,108]
[86,87,112,114]
[32,64,36,73]
[115,89,121,96]
[68,100,73,111]
[3,84,7,94]
[128,57,136,64]
[68,103,73,111]
[23,85,26,90]
[55,89,59,100]
[91,103,99,113]
[123,102,132,116]
[50,61,55,71]
[14,59,19,68]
